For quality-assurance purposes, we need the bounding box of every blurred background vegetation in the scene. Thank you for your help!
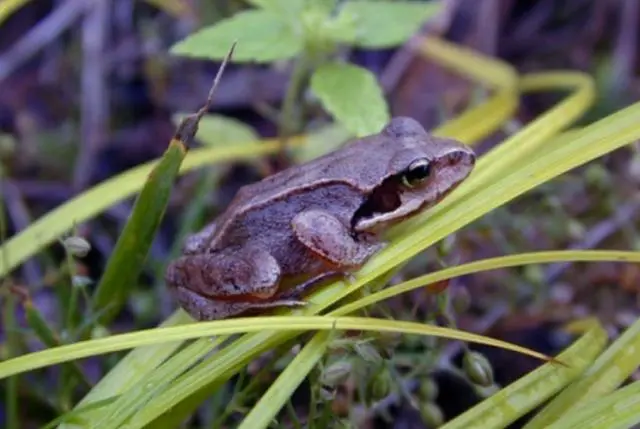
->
[1,0,639,428]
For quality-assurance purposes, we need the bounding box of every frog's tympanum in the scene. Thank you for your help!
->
[165,117,475,320]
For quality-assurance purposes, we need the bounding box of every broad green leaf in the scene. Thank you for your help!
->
[310,62,389,136]
[171,114,259,147]
[170,10,302,63]
[337,0,442,48]
[243,0,306,14]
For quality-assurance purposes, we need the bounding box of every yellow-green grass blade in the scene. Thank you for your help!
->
[335,250,640,316]
[440,323,608,429]
[523,314,640,428]
[0,0,30,25]
[59,36,519,425]
[56,309,191,426]
[0,316,554,380]
[545,380,640,429]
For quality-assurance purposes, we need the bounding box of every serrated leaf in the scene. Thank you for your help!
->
[170,10,302,63]
[171,114,258,147]
[244,0,306,14]
[338,0,442,48]
[311,62,389,136]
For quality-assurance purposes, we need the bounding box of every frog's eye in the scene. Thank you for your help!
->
[402,158,432,188]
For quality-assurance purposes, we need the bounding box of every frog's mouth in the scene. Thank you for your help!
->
[352,151,475,233]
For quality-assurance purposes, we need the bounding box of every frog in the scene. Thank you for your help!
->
[165,117,476,320]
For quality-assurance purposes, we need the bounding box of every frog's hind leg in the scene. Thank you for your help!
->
[292,209,384,269]
[173,286,306,321]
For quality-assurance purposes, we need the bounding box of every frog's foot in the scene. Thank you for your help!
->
[292,210,383,270]
[173,285,306,321]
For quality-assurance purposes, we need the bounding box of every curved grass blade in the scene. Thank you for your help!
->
[439,323,608,429]
[90,43,236,325]
[0,316,554,380]
[523,315,640,428]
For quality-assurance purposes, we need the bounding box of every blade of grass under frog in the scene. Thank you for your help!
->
[90,42,236,326]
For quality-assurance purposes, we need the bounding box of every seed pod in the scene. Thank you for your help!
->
[420,401,444,427]
[321,361,352,387]
[368,368,392,399]
[63,236,91,258]
[418,377,439,401]
[463,351,494,387]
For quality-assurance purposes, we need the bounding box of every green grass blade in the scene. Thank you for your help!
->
[57,310,192,429]
[90,128,189,324]
[523,316,640,428]
[440,323,608,429]
[546,380,640,429]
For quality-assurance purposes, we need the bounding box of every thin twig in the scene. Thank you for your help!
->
[544,197,640,284]
[2,180,42,286]
[73,0,110,191]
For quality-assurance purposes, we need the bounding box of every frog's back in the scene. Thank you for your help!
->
[227,133,392,211]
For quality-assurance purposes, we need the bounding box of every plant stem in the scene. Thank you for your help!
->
[279,51,315,144]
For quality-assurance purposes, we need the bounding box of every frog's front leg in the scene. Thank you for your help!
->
[165,246,303,320]
[292,209,384,270]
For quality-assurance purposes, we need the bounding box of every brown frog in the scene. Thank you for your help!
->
[165,117,475,320]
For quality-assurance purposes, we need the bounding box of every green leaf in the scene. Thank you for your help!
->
[90,118,194,324]
[291,122,351,163]
[170,10,302,63]
[337,0,442,48]
[171,114,258,147]
[310,62,389,136]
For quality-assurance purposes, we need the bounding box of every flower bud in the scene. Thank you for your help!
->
[463,351,494,387]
